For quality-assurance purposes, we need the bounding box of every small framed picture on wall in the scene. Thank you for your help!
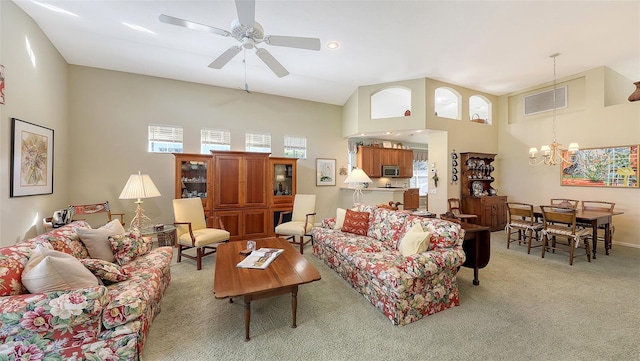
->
[316,158,336,186]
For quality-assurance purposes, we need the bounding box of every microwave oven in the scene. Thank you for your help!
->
[382,165,400,177]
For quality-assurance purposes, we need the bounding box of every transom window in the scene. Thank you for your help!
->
[201,128,231,153]
[148,125,183,153]
[284,135,307,158]
[435,87,461,120]
[245,132,271,153]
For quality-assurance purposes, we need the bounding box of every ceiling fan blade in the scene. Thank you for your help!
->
[255,48,289,78]
[209,46,242,69]
[235,0,256,28]
[264,35,321,51]
[159,14,230,37]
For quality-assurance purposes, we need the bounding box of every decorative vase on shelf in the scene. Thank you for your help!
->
[629,81,640,102]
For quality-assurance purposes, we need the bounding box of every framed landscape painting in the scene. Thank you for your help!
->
[11,118,54,197]
[560,145,638,188]
[316,158,336,186]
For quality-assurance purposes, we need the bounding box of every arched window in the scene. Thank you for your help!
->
[371,86,412,119]
[434,87,460,120]
[469,95,492,124]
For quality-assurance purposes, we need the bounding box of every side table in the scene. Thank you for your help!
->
[140,225,177,247]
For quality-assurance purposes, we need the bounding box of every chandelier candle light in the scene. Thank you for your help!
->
[528,53,579,166]
[119,171,161,230]
[344,168,373,204]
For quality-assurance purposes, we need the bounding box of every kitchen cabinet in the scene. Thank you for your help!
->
[173,153,212,214]
[460,152,507,231]
[357,146,413,178]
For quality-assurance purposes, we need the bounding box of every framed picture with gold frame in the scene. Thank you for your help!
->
[11,118,54,197]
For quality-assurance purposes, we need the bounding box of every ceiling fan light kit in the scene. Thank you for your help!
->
[159,0,320,78]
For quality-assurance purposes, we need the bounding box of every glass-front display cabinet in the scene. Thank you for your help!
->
[173,153,212,213]
[268,157,297,236]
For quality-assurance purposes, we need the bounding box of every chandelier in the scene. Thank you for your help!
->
[528,53,579,166]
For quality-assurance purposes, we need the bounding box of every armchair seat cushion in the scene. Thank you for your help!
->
[275,221,313,236]
[177,228,230,247]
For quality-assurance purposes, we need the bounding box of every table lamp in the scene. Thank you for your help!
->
[119,171,161,230]
[344,168,373,204]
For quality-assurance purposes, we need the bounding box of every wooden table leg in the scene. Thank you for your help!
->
[244,296,251,341]
[590,221,598,259]
[291,286,298,328]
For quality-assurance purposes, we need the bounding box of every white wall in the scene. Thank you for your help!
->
[0,1,71,245]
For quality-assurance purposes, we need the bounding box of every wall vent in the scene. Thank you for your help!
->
[523,86,567,116]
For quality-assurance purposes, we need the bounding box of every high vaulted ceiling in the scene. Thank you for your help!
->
[13,0,640,106]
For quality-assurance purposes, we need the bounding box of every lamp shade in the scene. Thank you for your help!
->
[344,168,373,184]
[119,171,161,200]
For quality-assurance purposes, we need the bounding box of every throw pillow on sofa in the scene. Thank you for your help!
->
[22,245,99,293]
[333,208,347,230]
[109,230,152,266]
[76,219,126,262]
[80,258,130,284]
[341,209,370,236]
[398,222,431,256]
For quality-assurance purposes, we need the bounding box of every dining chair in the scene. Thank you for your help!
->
[172,198,230,270]
[275,194,316,254]
[447,198,478,224]
[581,200,616,253]
[550,198,579,209]
[505,202,544,254]
[539,205,591,265]
[68,201,125,226]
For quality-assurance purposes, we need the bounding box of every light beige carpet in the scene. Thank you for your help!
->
[142,232,640,361]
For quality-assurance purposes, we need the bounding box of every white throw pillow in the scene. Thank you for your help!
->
[76,219,125,262]
[333,208,347,230]
[22,245,99,293]
[398,222,430,256]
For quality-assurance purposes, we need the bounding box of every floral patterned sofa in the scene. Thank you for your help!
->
[311,204,466,326]
[0,221,173,360]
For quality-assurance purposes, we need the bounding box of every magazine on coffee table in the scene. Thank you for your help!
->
[236,248,285,269]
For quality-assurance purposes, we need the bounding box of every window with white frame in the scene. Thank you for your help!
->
[284,135,307,158]
[245,132,271,153]
[409,150,429,196]
[148,125,183,153]
[201,128,231,153]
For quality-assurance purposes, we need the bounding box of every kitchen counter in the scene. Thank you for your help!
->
[339,187,406,209]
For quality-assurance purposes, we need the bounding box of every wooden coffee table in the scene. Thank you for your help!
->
[213,237,321,341]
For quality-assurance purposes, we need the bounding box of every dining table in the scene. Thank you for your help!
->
[533,207,623,259]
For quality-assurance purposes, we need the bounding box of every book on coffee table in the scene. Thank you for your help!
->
[236,248,284,269]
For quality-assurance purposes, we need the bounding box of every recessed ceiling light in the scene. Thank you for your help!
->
[327,41,340,50]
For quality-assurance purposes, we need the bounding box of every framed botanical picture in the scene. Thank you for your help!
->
[11,118,54,197]
[316,158,336,186]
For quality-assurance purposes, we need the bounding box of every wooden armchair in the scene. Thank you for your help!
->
[172,198,230,270]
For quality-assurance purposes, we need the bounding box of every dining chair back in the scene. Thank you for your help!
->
[581,200,616,252]
[505,202,543,254]
[539,205,591,265]
[550,198,579,209]
[447,198,478,224]
[68,201,125,226]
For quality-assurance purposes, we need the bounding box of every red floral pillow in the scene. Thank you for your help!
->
[341,209,370,236]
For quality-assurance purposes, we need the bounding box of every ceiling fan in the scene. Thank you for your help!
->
[159,0,321,78]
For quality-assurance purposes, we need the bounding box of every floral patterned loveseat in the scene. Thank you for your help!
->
[311,204,466,326]
[0,221,173,360]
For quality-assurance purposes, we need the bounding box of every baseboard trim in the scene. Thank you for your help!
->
[612,241,640,249]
